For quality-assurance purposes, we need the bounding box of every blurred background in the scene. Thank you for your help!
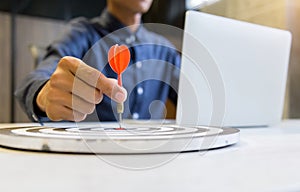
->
[0,0,299,122]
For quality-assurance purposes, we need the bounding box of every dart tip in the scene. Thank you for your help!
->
[117,113,125,130]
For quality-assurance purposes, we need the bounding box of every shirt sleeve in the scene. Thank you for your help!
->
[14,17,98,122]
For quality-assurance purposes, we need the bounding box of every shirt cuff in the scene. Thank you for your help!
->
[26,79,50,122]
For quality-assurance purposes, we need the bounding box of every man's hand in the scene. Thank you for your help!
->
[36,56,127,121]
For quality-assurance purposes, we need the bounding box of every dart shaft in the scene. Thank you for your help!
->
[117,103,124,128]
[117,102,124,113]
[118,74,122,86]
[118,113,123,128]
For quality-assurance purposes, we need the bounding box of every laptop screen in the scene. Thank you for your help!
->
[177,11,292,127]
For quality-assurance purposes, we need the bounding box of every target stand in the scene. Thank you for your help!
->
[0,122,239,154]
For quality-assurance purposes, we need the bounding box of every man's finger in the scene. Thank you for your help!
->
[46,103,86,122]
[59,56,127,103]
[60,56,101,88]
[96,78,127,103]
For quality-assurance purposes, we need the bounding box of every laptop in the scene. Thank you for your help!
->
[176,11,292,127]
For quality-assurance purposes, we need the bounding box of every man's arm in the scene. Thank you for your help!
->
[15,17,123,122]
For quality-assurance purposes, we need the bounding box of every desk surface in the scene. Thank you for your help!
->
[1,120,300,192]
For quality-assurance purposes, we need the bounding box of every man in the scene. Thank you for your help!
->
[15,0,181,123]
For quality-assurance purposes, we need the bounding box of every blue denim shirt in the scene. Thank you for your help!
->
[15,9,181,122]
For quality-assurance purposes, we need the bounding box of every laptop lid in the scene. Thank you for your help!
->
[176,11,292,127]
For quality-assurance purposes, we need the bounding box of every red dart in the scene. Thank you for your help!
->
[108,44,130,130]
[108,44,130,86]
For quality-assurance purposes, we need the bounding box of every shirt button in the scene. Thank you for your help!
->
[137,87,144,95]
[136,61,142,68]
[125,35,136,44]
[132,113,139,119]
